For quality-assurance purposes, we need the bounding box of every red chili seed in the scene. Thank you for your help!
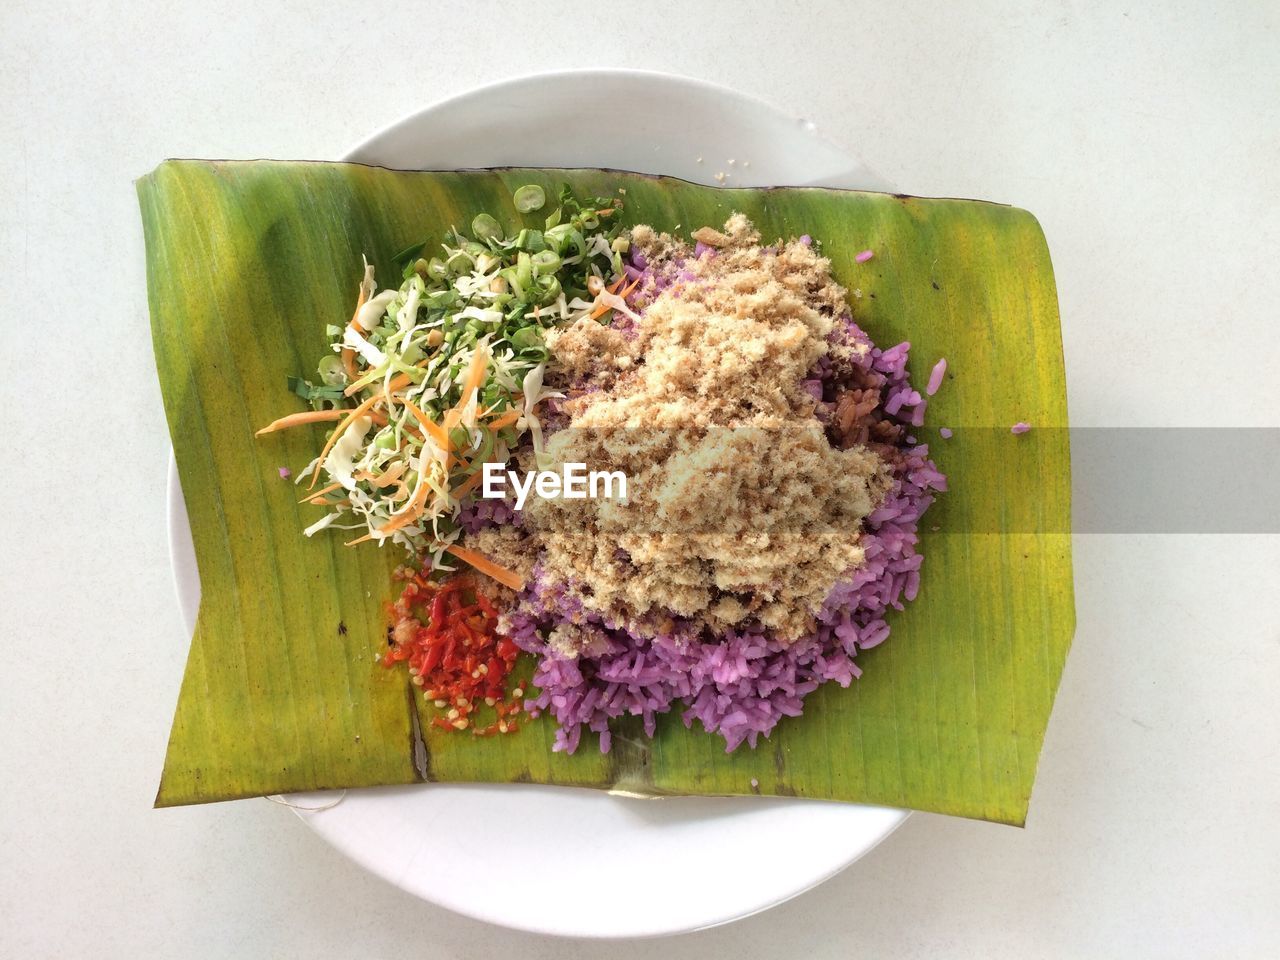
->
[382,571,525,736]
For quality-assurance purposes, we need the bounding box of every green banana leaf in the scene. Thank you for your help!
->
[139,160,1073,825]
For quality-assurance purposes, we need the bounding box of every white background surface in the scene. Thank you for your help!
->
[2,1,1278,957]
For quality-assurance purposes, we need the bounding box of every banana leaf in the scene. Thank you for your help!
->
[139,160,1073,825]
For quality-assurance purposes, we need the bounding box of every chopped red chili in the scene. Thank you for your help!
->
[382,569,523,736]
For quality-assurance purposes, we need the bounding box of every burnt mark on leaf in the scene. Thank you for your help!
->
[406,684,431,781]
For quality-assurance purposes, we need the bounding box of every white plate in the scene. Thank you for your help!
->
[166,69,907,938]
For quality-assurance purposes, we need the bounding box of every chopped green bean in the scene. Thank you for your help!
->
[471,213,501,242]
[317,355,346,385]
[531,249,561,275]
[513,183,546,213]
[514,228,545,253]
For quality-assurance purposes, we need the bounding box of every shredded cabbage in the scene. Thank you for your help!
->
[279,188,626,555]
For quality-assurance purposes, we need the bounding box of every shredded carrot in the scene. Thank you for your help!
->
[445,544,525,592]
[586,277,627,321]
[301,481,344,503]
[452,467,487,499]
[340,284,370,382]
[401,397,451,460]
[396,481,432,527]
[480,394,523,419]
[392,373,415,389]
[359,462,406,488]
[345,470,433,546]
[344,369,414,399]
[444,344,489,431]
[381,372,414,407]
[587,277,642,321]
[488,410,521,431]
[255,409,348,436]
[394,419,461,468]
[375,445,440,529]
[457,344,490,402]
[308,392,382,489]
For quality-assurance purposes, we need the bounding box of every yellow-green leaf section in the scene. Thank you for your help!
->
[139,160,1073,825]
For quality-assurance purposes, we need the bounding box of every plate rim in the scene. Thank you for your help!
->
[339,66,893,191]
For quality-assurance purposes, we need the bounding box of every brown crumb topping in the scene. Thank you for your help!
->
[543,317,636,384]
[517,215,890,648]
